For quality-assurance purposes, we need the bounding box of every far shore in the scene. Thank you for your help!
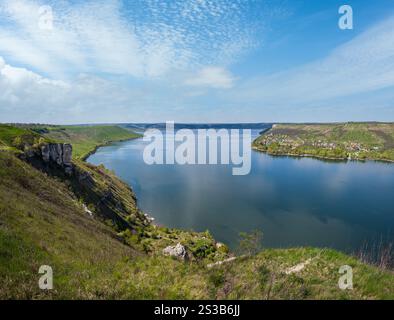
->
[252,145,394,164]
[81,135,142,161]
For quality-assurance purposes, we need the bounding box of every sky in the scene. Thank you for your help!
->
[0,0,394,124]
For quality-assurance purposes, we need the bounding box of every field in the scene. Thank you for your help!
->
[0,124,141,159]
[0,125,46,153]
[253,123,394,162]
[36,125,141,159]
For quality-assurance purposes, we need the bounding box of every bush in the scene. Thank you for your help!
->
[208,268,225,288]
[238,230,263,256]
[217,243,229,254]
[258,264,271,287]
[189,238,215,259]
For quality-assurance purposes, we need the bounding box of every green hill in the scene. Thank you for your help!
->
[253,122,394,162]
[0,125,46,153]
[1,124,393,299]
[33,125,141,159]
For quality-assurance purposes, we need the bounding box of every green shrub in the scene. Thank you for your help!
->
[189,238,215,259]
[238,230,263,256]
[208,268,225,288]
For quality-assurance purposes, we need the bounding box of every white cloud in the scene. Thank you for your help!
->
[0,55,194,124]
[230,16,394,106]
[0,56,67,109]
[0,0,267,79]
[0,60,67,88]
[0,0,284,123]
[2,0,392,123]
[185,67,235,89]
[0,56,131,123]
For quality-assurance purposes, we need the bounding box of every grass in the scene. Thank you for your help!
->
[0,125,47,153]
[0,149,227,299]
[216,248,394,299]
[0,125,38,146]
[253,122,394,162]
[0,151,136,299]
[1,123,394,299]
[35,125,141,159]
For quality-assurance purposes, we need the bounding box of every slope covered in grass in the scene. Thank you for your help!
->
[38,125,141,159]
[0,125,49,153]
[216,248,394,299]
[0,151,137,298]
[0,151,214,299]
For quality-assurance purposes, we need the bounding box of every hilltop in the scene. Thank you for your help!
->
[253,122,394,162]
[34,125,141,159]
[0,123,393,299]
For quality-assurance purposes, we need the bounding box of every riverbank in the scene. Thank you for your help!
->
[1,123,394,299]
[252,145,394,163]
[80,135,142,161]
[253,122,394,163]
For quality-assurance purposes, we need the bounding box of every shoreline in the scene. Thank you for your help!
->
[81,135,142,161]
[252,145,394,164]
[83,134,394,253]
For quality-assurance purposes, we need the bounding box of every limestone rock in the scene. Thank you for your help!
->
[41,144,50,162]
[40,143,73,175]
[163,243,187,260]
[216,242,225,249]
[62,144,72,165]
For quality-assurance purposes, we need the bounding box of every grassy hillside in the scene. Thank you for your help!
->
[36,125,141,159]
[0,151,233,299]
[253,122,394,162]
[1,123,394,299]
[0,125,49,153]
[0,151,135,299]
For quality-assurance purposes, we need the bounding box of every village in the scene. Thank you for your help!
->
[257,133,380,154]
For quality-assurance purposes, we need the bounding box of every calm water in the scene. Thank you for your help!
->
[88,129,394,252]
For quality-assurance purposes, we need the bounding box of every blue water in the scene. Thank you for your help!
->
[88,129,394,252]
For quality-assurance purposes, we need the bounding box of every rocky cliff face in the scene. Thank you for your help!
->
[22,141,147,232]
[40,143,73,175]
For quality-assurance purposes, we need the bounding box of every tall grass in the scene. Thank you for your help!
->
[355,238,394,270]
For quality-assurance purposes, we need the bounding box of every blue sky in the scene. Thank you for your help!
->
[0,0,394,123]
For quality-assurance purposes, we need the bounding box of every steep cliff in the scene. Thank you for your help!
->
[23,141,148,232]
[40,143,73,174]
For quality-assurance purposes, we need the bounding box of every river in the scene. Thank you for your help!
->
[87,127,394,252]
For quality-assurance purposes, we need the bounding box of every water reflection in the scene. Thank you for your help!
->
[88,130,394,252]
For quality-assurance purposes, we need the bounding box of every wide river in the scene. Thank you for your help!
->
[88,128,394,252]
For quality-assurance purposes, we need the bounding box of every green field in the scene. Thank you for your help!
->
[253,123,394,162]
[1,123,394,299]
[0,125,46,153]
[37,125,141,159]
[0,124,141,159]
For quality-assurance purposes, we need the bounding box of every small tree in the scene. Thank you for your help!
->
[238,230,263,256]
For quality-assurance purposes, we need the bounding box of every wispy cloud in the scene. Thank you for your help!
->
[1,0,392,123]
[185,67,235,89]
[0,54,203,124]
[231,16,394,106]
[0,0,267,78]
[0,55,147,123]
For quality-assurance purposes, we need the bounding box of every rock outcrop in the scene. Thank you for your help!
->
[20,140,146,233]
[163,243,188,260]
[41,143,73,175]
